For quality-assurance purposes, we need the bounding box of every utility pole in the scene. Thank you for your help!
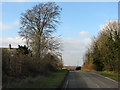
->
[77,60,79,66]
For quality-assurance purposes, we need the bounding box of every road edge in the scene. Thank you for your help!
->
[57,70,69,89]
[90,71,120,88]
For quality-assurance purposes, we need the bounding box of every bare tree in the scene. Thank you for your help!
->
[18,2,62,58]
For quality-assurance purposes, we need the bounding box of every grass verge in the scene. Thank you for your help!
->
[94,71,120,81]
[24,70,68,88]
[82,69,120,82]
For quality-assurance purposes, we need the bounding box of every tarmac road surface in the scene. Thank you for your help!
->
[63,71,119,90]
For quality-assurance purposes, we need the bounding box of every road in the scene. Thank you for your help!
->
[63,71,119,89]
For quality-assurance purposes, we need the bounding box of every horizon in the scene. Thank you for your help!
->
[0,2,118,66]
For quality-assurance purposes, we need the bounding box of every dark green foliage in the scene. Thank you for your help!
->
[92,42,104,71]
[83,20,120,72]
[9,44,11,49]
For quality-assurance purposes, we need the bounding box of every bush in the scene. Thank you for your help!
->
[2,48,63,88]
[2,49,42,86]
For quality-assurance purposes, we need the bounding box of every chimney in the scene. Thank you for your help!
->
[9,44,11,49]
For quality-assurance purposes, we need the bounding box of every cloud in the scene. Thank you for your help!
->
[79,31,90,36]
[0,37,26,48]
[100,13,107,17]
[13,20,20,25]
[1,0,33,1]
[62,38,92,66]
[0,20,20,31]
[1,36,92,66]
[0,21,12,30]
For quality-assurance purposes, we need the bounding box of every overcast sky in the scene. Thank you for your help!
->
[0,1,118,66]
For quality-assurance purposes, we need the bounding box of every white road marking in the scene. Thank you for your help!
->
[92,72,118,84]
[75,70,80,72]
[104,77,119,84]
[65,80,68,90]
[0,85,1,90]
[95,83,100,88]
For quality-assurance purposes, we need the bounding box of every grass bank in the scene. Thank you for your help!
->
[24,70,68,88]
[82,69,120,81]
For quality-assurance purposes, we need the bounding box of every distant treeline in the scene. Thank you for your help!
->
[82,20,120,73]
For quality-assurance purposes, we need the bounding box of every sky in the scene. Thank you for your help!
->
[0,1,118,66]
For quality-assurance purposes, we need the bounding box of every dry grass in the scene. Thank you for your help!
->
[64,66,77,70]
[3,75,44,88]
[82,60,96,71]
